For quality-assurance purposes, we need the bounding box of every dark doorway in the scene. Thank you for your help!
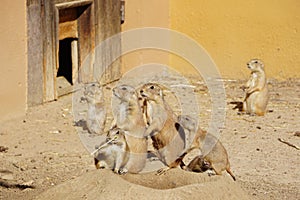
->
[57,38,74,85]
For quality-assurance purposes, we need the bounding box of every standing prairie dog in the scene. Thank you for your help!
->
[84,83,106,135]
[178,115,236,181]
[111,84,148,173]
[94,128,129,174]
[111,84,146,136]
[140,83,185,174]
[243,59,269,116]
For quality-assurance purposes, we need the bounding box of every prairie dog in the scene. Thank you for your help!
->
[177,115,199,151]
[111,84,146,136]
[140,83,185,173]
[178,115,236,181]
[94,128,129,174]
[243,59,269,116]
[84,83,106,135]
[111,84,148,173]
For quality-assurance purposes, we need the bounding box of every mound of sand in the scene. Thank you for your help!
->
[36,169,252,200]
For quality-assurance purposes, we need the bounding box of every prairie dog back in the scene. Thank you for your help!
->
[178,114,236,180]
[177,115,198,151]
[177,115,206,150]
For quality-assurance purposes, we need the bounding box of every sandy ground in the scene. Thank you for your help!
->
[0,76,299,200]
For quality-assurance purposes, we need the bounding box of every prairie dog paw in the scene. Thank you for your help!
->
[118,168,128,175]
[113,168,120,174]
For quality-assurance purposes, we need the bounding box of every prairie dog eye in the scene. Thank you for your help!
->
[150,85,155,90]
[254,60,258,64]
[121,87,127,90]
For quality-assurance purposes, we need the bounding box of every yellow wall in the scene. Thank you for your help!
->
[122,0,300,80]
[170,0,300,79]
[121,0,170,74]
[0,0,27,120]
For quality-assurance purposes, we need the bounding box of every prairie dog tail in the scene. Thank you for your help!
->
[226,167,236,181]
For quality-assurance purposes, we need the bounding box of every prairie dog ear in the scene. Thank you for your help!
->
[259,61,265,69]
[252,59,264,67]
[156,84,169,96]
[159,89,163,98]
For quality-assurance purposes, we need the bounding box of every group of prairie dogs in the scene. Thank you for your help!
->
[85,58,269,181]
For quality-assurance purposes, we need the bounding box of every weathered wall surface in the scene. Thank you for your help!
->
[27,0,121,104]
[0,0,27,121]
[170,0,300,79]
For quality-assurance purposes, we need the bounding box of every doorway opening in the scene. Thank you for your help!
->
[56,3,90,96]
[57,38,74,85]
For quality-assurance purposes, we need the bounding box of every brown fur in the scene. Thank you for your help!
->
[140,83,185,174]
[243,59,269,116]
[178,115,236,181]
[111,84,148,173]
[185,155,211,173]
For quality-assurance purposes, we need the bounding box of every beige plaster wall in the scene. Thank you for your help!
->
[121,0,170,74]
[0,0,27,121]
[122,0,300,80]
[170,0,300,79]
